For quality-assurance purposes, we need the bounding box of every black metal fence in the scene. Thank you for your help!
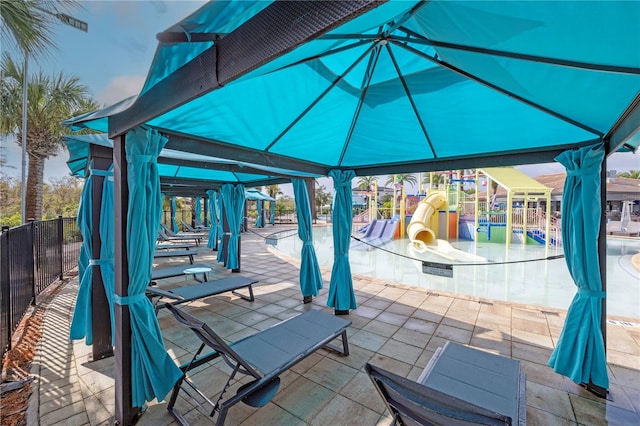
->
[1,217,81,357]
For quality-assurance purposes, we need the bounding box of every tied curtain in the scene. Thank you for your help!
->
[292,179,323,298]
[170,197,178,233]
[221,183,245,270]
[269,200,275,225]
[328,170,357,311]
[256,200,264,228]
[195,196,202,225]
[206,189,219,250]
[548,143,609,389]
[216,193,225,263]
[70,164,115,343]
[115,127,182,407]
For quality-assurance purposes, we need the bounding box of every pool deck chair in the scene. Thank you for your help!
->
[151,263,213,283]
[182,220,209,232]
[158,227,203,246]
[146,275,257,313]
[153,249,196,264]
[165,305,351,425]
[366,341,525,426]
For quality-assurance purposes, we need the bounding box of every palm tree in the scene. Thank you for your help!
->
[617,169,640,179]
[1,53,95,219]
[266,184,282,199]
[385,173,417,189]
[356,175,378,191]
[421,172,445,189]
[0,0,78,58]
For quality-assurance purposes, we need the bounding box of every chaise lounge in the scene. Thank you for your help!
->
[164,304,351,425]
[366,341,526,425]
[146,275,258,313]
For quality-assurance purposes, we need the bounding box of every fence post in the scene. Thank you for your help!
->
[28,219,36,306]
[58,215,64,280]
[1,226,10,352]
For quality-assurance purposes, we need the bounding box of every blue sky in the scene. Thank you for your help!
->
[1,0,638,195]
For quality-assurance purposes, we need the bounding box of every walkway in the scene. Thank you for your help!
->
[28,225,640,425]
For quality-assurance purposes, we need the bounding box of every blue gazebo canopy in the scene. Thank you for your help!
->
[63,133,319,195]
[66,1,639,173]
[62,1,640,421]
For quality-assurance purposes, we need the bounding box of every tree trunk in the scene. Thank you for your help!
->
[26,153,45,220]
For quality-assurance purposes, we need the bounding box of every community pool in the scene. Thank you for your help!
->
[270,226,640,319]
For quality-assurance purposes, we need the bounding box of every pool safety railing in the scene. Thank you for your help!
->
[1,217,81,357]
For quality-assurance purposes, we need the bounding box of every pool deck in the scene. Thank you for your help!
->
[27,225,640,425]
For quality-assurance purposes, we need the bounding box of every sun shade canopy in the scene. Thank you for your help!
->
[63,134,318,195]
[65,1,640,176]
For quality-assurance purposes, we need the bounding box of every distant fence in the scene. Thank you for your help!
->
[1,217,81,357]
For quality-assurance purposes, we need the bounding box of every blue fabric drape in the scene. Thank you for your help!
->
[256,201,263,228]
[70,164,94,342]
[216,193,225,263]
[206,190,219,250]
[221,183,245,270]
[170,197,178,232]
[70,166,116,345]
[292,179,323,298]
[328,170,357,311]
[269,200,275,225]
[548,143,608,389]
[99,166,116,345]
[117,127,182,407]
[195,196,202,225]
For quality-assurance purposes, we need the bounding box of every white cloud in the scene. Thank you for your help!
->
[97,75,146,106]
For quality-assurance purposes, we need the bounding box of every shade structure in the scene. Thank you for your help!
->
[292,179,323,298]
[328,170,357,312]
[60,1,638,175]
[63,133,319,196]
[114,127,182,407]
[206,189,219,250]
[548,143,608,389]
[62,3,640,421]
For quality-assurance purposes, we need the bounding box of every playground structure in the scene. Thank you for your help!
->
[355,168,558,259]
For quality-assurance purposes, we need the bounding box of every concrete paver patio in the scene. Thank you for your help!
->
[28,225,640,425]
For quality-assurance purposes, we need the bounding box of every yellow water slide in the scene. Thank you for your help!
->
[408,193,485,262]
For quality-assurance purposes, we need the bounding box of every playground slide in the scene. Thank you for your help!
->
[408,193,485,262]
[351,219,399,250]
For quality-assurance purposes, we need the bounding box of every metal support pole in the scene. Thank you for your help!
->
[57,215,64,279]
[114,134,139,424]
[599,157,607,352]
[20,52,28,224]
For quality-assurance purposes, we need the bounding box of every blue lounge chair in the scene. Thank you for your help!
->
[165,305,351,425]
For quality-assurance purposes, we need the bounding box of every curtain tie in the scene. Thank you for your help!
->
[114,293,147,305]
[578,288,606,299]
[89,259,113,266]
[566,165,600,177]
[130,154,154,164]
[90,169,113,178]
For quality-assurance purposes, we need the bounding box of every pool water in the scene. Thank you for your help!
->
[270,226,640,319]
